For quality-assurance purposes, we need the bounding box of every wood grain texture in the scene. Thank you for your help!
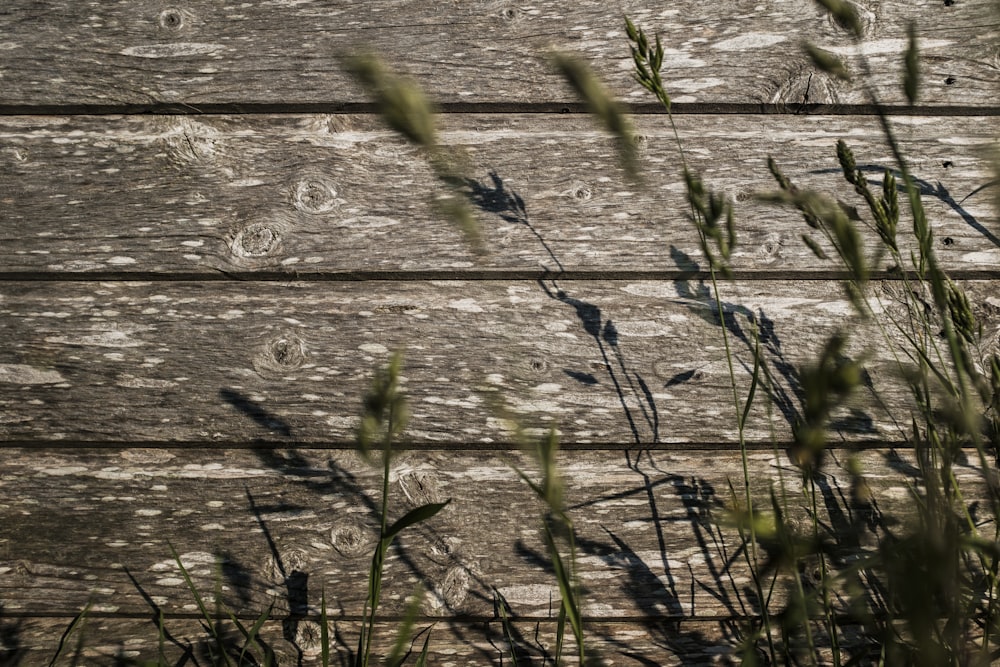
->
[0,0,996,109]
[1,448,988,623]
[1,280,998,446]
[2,114,997,277]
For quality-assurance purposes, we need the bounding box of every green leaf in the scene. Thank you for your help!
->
[167,542,219,641]
[384,500,451,542]
[494,588,520,667]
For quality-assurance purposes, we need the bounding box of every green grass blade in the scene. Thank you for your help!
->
[740,325,763,430]
[544,524,584,660]
[386,587,425,667]
[321,591,331,667]
[48,601,91,667]
[414,629,432,667]
[168,542,216,638]
[168,541,232,667]
[550,52,639,181]
[555,604,566,665]
[494,588,520,667]
[235,602,274,666]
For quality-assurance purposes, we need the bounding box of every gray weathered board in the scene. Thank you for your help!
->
[0,0,998,664]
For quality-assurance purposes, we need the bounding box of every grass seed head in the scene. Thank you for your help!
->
[803,42,852,81]
[551,52,640,180]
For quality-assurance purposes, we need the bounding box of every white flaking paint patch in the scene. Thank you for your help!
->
[121,43,225,58]
[337,216,400,228]
[38,466,87,476]
[107,256,137,265]
[823,38,952,56]
[47,327,147,348]
[675,77,726,93]
[448,298,483,313]
[359,342,388,354]
[495,584,558,606]
[0,364,65,384]
[713,34,786,51]
[116,375,178,389]
[615,320,672,337]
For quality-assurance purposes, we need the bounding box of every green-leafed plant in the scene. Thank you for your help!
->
[513,427,587,665]
[354,353,450,667]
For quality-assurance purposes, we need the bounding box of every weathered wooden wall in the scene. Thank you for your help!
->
[1,1,998,664]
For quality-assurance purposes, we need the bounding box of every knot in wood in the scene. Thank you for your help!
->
[232,223,281,258]
[430,566,471,611]
[293,621,325,657]
[569,182,593,201]
[771,68,840,107]
[759,232,784,263]
[825,1,879,37]
[494,4,524,24]
[330,520,376,558]
[529,358,548,373]
[254,334,307,378]
[397,470,441,507]
[292,177,339,214]
[164,119,218,165]
[265,548,309,584]
[158,8,185,31]
[631,134,649,154]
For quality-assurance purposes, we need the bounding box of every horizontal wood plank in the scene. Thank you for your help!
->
[1,280,998,445]
[0,1,996,109]
[1,448,988,624]
[2,114,997,276]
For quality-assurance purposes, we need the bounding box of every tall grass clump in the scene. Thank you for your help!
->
[611,1,1000,664]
